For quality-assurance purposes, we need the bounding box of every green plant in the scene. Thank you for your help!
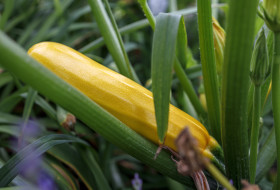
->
[0,0,278,189]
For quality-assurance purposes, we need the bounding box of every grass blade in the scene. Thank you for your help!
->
[0,0,14,30]
[0,134,87,186]
[80,147,112,190]
[0,72,13,88]
[197,0,221,143]
[25,0,73,48]
[256,128,276,182]
[151,13,182,142]
[102,0,140,83]
[48,145,97,190]
[0,87,28,113]
[87,0,137,82]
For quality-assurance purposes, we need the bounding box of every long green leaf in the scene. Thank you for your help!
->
[0,125,19,136]
[0,113,22,124]
[0,134,87,186]
[86,0,136,81]
[18,19,41,46]
[151,13,182,142]
[79,19,149,53]
[22,88,37,123]
[256,128,276,182]
[0,159,33,187]
[43,158,79,190]
[0,87,28,113]
[52,6,91,42]
[197,0,221,143]
[48,145,97,190]
[0,187,37,190]
[137,0,206,122]
[4,5,35,33]
[80,146,112,190]
[18,88,38,147]
[25,0,73,48]
[102,0,140,84]
[0,0,14,30]
[0,121,95,190]
[0,72,13,88]
[0,82,14,101]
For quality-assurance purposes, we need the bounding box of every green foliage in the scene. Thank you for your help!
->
[0,0,277,189]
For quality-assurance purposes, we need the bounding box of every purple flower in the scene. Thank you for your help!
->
[224,179,233,190]
[13,121,57,190]
[131,173,143,190]
[38,171,56,190]
[18,121,42,149]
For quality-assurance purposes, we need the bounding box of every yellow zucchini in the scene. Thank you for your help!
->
[28,42,219,158]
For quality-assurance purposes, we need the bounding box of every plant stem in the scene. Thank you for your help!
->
[221,0,258,187]
[137,0,156,30]
[197,0,221,143]
[272,32,280,190]
[206,163,236,190]
[249,85,261,183]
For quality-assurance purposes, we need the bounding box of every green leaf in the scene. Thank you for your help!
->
[86,0,137,82]
[176,19,188,68]
[256,128,276,182]
[4,5,35,33]
[0,82,14,101]
[0,113,22,124]
[0,134,87,186]
[0,0,14,30]
[197,0,221,142]
[0,121,94,190]
[35,96,57,120]
[0,125,19,136]
[48,145,97,190]
[0,72,13,89]
[17,19,41,46]
[22,88,37,123]
[79,19,149,53]
[0,187,37,190]
[0,87,28,113]
[43,158,79,190]
[138,0,206,122]
[51,6,91,42]
[80,146,112,190]
[151,13,184,142]
[0,159,33,187]
[25,0,73,48]
[102,0,140,84]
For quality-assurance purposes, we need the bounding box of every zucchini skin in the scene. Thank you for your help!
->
[28,42,216,156]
